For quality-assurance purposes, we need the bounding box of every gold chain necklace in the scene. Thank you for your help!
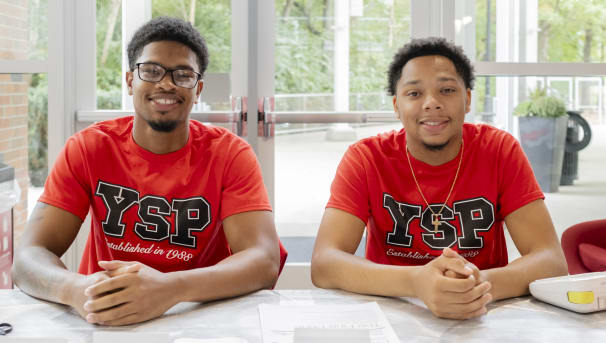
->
[405,140,464,232]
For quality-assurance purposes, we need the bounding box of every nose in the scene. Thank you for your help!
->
[156,72,177,90]
[423,93,442,110]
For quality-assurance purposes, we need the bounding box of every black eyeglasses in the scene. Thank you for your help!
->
[135,62,201,89]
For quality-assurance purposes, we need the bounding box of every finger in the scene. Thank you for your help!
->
[444,270,457,278]
[436,292,492,319]
[437,274,477,293]
[85,273,135,297]
[84,287,133,313]
[88,272,111,288]
[104,264,142,278]
[442,247,461,258]
[465,263,482,284]
[435,256,474,277]
[444,281,492,304]
[436,303,489,320]
[86,302,137,324]
[443,269,467,279]
[98,260,140,271]
[443,247,477,267]
[98,313,143,326]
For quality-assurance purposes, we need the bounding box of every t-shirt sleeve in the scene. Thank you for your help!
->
[326,145,370,223]
[497,134,544,218]
[38,135,92,221]
[219,141,272,220]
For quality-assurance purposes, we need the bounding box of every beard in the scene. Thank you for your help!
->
[422,139,450,151]
[146,117,179,132]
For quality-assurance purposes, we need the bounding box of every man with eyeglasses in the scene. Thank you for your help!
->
[12,16,284,326]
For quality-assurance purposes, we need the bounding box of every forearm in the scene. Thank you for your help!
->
[12,246,83,305]
[483,248,568,301]
[170,247,279,303]
[311,248,419,297]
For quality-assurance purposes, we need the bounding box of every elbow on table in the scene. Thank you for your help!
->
[10,251,28,290]
[261,250,281,290]
[552,250,569,277]
[10,257,21,287]
[545,244,569,278]
[310,249,335,289]
[529,248,569,283]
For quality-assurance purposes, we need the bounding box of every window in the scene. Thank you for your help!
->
[0,0,48,236]
[273,1,410,260]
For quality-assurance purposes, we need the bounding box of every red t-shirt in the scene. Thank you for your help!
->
[327,123,543,269]
[40,117,272,274]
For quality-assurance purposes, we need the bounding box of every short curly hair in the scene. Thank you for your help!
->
[127,16,209,76]
[387,37,474,96]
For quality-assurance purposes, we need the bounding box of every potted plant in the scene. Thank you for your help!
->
[514,88,568,193]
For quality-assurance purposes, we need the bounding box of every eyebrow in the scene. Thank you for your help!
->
[402,76,459,86]
[140,61,196,71]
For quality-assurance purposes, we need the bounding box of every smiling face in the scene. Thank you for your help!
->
[392,55,471,156]
[126,40,203,133]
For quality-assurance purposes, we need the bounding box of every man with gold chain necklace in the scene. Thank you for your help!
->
[311,37,568,320]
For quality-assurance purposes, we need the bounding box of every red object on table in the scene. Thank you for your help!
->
[561,219,606,274]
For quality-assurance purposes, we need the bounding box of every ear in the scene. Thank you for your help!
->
[194,80,204,104]
[126,71,134,95]
[464,88,471,114]
[392,95,400,119]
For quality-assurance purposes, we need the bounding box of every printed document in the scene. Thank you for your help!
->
[258,302,399,343]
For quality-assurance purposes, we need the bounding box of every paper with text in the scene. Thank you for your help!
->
[258,302,399,343]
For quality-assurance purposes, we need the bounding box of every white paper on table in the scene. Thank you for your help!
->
[258,302,399,343]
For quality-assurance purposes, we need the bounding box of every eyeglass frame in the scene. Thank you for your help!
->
[134,62,202,89]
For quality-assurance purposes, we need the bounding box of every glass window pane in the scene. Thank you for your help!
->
[275,122,401,240]
[151,0,232,111]
[98,1,232,110]
[275,0,410,111]
[274,0,411,254]
[473,75,604,127]
[0,73,47,240]
[96,0,122,109]
[0,0,47,61]
[475,0,606,63]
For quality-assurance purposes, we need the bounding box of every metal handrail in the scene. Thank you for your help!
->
[264,111,398,124]
[75,110,241,123]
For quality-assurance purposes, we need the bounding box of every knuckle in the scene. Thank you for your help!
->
[463,292,477,303]
[103,278,117,290]
[94,274,107,283]
[113,306,126,319]
[88,301,101,312]
[484,293,493,304]
[94,312,109,323]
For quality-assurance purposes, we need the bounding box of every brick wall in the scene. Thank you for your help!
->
[0,0,31,241]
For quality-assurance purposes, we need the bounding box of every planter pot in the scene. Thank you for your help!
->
[518,115,568,193]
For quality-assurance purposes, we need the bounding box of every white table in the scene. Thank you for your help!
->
[1,289,606,342]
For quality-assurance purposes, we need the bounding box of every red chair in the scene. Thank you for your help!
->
[561,219,606,274]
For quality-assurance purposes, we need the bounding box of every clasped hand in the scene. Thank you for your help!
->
[69,261,178,326]
[412,247,492,320]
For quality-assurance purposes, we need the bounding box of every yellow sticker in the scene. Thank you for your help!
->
[567,291,594,304]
